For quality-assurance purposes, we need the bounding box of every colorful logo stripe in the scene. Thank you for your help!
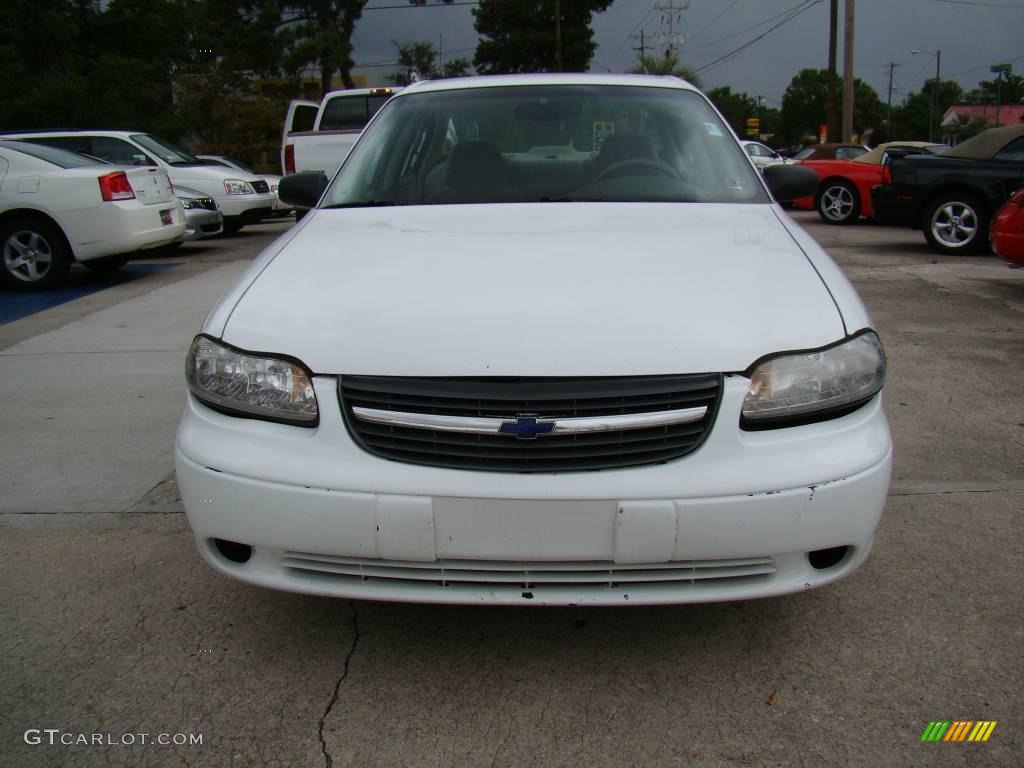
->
[921,721,997,742]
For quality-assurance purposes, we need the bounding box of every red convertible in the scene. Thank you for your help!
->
[793,141,945,224]
[991,188,1024,267]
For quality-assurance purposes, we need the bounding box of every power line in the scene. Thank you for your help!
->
[933,0,1024,7]
[680,0,740,49]
[694,0,822,75]
[682,0,822,54]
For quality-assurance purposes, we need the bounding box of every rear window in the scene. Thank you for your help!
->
[323,84,768,208]
[319,94,391,131]
[0,140,103,169]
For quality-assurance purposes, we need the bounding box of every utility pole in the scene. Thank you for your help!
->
[826,0,838,142]
[654,1,689,59]
[886,62,900,138]
[554,0,563,71]
[438,33,443,72]
[991,63,1012,127]
[631,29,647,72]
[841,0,855,142]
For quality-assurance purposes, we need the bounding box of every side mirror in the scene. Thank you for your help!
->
[763,164,818,202]
[278,171,328,209]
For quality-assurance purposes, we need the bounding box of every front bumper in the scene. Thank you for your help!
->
[179,207,223,241]
[216,192,276,219]
[176,375,892,606]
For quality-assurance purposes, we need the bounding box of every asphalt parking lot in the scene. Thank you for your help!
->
[1,212,1022,768]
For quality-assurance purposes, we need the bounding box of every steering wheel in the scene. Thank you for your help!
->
[595,158,680,182]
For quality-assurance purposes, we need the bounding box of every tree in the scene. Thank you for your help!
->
[472,0,611,74]
[387,40,472,85]
[890,80,963,141]
[280,0,368,95]
[630,55,701,88]
[777,68,883,145]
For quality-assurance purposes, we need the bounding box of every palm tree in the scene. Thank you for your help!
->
[630,55,702,88]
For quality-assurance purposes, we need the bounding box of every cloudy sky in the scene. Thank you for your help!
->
[350,0,1024,105]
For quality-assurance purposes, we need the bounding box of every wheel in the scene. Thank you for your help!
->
[923,193,989,254]
[82,254,129,274]
[815,179,860,224]
[0,217,72,290]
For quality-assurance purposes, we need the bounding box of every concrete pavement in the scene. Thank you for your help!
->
[1,213,1021,767]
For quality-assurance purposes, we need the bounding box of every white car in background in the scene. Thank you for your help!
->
[0,140,184,289]
[178,74,891,606]
[173,185,223,242]
[196,154,290,217]
[5,131,275,235]
[741,140,790,171]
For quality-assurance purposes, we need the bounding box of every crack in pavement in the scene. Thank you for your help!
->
[318,600,361,768]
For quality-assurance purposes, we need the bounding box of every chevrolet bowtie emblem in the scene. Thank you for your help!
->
[497,416,556,440]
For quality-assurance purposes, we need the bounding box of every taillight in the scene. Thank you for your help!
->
[284,144,295,174]
[98,171,135,202]
[880,164,892,185]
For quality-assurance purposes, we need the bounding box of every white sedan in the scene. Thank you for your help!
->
[176,74,892,606]
[0,141,185,289]
[741,140,789,171]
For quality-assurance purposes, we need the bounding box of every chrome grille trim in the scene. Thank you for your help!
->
[351,405,708,435]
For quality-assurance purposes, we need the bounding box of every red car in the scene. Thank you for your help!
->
[991,187,1024,266]
[793,141,945,224]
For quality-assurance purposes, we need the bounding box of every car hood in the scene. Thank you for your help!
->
[220,203,845,376]
[166,164,263,188]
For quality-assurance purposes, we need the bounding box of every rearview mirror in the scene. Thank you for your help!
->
[762,164,818,202]
[278,171,329,209]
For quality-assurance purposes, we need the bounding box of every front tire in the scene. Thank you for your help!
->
[816,180,860,225]
[0,217,71,290]
[923,193,989,254]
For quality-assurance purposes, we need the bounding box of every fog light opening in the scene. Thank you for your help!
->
[213,538,252,564]
[808,545,850,570]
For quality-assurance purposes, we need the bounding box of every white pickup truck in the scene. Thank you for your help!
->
[280,87,400,180]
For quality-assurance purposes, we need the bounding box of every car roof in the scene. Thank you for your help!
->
[0,129,144,138]
[399,73,700,96]
[852,141,945,165]
[943,124,1024,160]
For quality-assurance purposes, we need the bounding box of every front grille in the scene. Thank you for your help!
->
[195,197,217,211]
[283,553,776,588]
[339,374,721,472]
[251,180,270,194]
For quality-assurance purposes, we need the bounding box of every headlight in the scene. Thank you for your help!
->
[185,336,318,426]
[181,198,198,210]
[224,179,254,195]
[742,331,885,428]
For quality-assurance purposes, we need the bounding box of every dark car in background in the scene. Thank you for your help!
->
[871,125,1024,254]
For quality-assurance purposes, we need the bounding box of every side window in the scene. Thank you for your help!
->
[319,96,369,131]
[835,147,859,160]
[293,105,317,133]
[994,137,1024,163]
[90,137,154,166]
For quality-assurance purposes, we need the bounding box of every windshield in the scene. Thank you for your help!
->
[130,134,199,166]
[1,140,105,169]
[322,85,768,208]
